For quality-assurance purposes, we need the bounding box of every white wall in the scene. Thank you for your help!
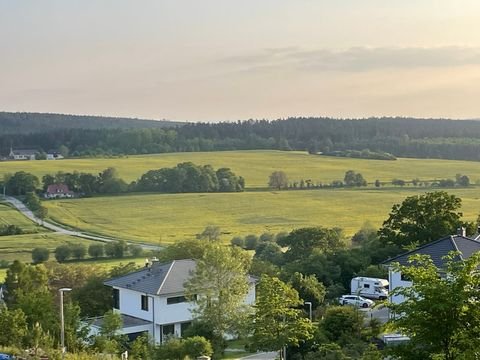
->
[389,269,412,305]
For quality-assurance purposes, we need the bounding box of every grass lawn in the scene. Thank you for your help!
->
[0,202,45,233]
[44,187,480,244]
[2,150,480,188]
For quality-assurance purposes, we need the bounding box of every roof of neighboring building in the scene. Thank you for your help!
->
[89,314,151,329]
[104,259,257,296]
[105,259,197,296]
[46,183,73,194]
[382,235,480,268]
[11,149,37,155]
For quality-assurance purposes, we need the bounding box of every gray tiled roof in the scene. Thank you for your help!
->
[90,314,151,329]
[383,235,480,268]
[104,259,196,296]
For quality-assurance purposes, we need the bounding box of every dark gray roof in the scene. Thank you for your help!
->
[104,259,196,296]
[12,149,37,155]
[383,235,480,268]
[104,259,258,296]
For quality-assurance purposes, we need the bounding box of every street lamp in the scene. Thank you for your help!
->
[59,287,72,359]
[304,301,313,321]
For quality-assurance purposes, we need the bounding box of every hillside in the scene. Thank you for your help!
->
[0,111,182,134]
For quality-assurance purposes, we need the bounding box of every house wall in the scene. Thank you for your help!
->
[389,269,412,305]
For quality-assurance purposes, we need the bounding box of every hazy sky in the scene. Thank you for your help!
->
[1,1,480,121]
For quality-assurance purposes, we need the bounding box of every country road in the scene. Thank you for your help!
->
[2,196,163,251]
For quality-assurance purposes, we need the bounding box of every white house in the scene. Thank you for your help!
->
[44,184,75,199]
[9,148,37,160]
[383,230,480,305]
[90,259,257,343]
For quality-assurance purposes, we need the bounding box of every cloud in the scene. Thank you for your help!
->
[221,46,480,72]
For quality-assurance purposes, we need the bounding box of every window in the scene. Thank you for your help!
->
[167,295,187,305]
[401,273,412,282]
[113,289,120,309]
[181,322,191,335]
[141,295,149,311]
[363,284,370,288]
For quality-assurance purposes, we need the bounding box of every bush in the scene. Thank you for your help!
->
[32,247,49,263]
[0,225,23,236]
[105,240,127,258]
[244,234,259,250]
[70,243,87,259]
[88,243,104,258]
[55,244,71,262]
[230,236,244,248]
[129,244,143,257]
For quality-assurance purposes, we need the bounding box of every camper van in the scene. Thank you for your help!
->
[351,277,389,300]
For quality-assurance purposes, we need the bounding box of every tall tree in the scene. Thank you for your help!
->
[268,171,289,190]
[379,191,463,248]
[389,253,480,359]
[185,243,252,339]
[251,275,314,359]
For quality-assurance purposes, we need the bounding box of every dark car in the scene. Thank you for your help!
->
[0,354,14,360]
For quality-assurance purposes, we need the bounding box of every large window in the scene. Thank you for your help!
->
[167,295,187,305]
[113,289,120,309]
[141,295,149,311]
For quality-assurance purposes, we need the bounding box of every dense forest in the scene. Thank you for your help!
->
[2,113,480,161]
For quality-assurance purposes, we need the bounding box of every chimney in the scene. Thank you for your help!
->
[457,227,466,237]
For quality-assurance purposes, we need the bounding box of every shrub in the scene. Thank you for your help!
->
[32,247,49,263]
[230,236,244,248]
[244,234,259,250]
[55,244,71,262]
[88,243,104,258]
[70,243,87,259]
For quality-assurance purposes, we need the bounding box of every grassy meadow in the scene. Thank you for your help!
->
[2,150,480,188]
[0,202,45,233]
[44,188,480,244]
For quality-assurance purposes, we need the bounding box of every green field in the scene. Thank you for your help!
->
[0,232,100,262]
[2,150,480,188]
[44,188,480,244]
[0,202,45,233]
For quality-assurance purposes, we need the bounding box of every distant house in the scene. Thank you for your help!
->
[9,148,37,160]
[46,151,64,160]
[383,228,480,305]
[88,259,257,344]
[44,184,75,199]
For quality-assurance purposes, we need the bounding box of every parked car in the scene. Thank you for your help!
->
[339,294,375,308]
[0,353,14,360]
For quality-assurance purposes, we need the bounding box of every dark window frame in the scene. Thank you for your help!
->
[113,288,120,309]
[141,295,149,311]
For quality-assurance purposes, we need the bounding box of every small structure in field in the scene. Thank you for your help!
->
[9,148,37,160]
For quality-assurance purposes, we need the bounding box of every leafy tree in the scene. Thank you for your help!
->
[31,247,49,264]
[230,236,245,248]
[156,239,206,262]
[24,191,41,212]
[105,240,127,258]
[455,173,470,187]
[197,225,221,241]
[128,244,143,257]
[392,178,406,186]
[4,171,39,195]
[35,206,48,223]
[88,243,104,258]
[344,170,367,187]
[289,272,326,309]
[185,243,251,340]
[254,242,284,265]
[379,191,463,247]
[320,306,363,343]
[278,227,344,261]
[0,224,23,236]
[182,336,214,358]
[244,234,259,250]
[388,252,480,359]
[374,179,381,188]
[0,308,28,348]
[268,171,289,190]
[259,232,275,242]
[130,334,154,360]
[55,244,72,262]
[70,243,87,259]
[251,275,314,359]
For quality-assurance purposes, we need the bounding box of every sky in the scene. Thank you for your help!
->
[1,1,480,121]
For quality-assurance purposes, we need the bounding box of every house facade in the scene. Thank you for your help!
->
[384,231,480,305]
[90,259,256,343]
[9,148,37,160]
[44,184,74,199]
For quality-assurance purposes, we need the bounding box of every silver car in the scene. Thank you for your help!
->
[338,295,374,308]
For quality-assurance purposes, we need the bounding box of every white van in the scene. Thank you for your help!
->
[351,277,389,300]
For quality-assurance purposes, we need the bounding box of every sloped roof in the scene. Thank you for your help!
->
[383,235,480,268]
[46,183,72,194]
[104,259,196,296]
[11,149,37,155]
[104,259,257,296]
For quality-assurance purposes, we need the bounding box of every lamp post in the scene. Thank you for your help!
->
[59,287,72,359]
[304,301,312,321]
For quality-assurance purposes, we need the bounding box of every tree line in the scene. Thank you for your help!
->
[2,163,244,197]
[4,115,480,161]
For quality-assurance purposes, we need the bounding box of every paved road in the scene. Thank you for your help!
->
[239,352,278,360]
[3,196,162,251]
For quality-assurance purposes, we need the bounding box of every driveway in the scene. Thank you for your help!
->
[239,352,278,360]
[2,196,162,251]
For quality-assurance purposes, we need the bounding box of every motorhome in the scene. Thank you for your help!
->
[351,277,389,300]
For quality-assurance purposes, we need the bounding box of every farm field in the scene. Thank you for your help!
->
[2,150,480,188]
[0,232,100,262]
[44,188,480,244]
[0,202,45,233]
